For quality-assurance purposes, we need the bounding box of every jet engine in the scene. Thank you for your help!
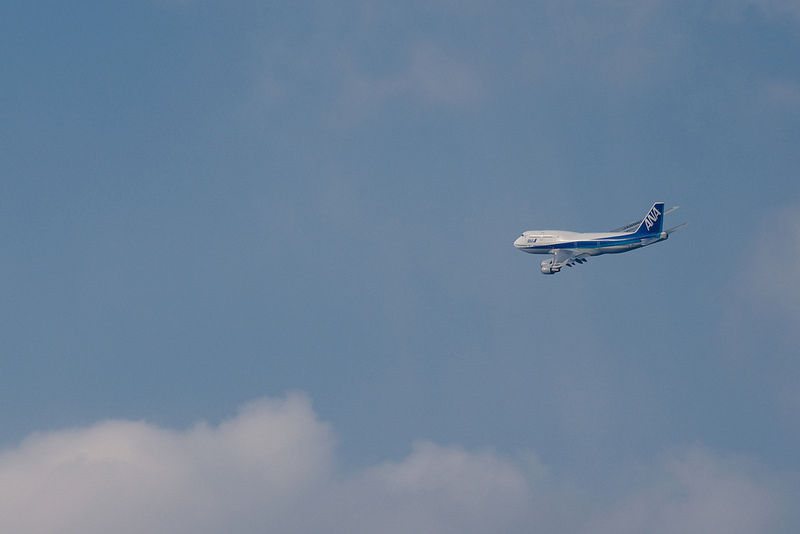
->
[540,259,558,275]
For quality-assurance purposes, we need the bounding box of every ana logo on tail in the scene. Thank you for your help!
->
[644,205,661,231]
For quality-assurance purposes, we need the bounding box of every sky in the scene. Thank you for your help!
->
[2,0,800,532]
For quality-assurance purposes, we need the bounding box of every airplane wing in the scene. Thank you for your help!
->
[610,206,680,233]
[553,249,589,269]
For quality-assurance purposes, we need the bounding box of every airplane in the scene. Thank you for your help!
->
[514,202,688,274]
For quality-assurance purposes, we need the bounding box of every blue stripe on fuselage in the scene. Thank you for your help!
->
[518,234,654,253]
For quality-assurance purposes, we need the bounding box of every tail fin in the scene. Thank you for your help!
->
[633,202,664,235]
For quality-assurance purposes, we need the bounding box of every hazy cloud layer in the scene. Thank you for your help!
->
[585,449,787,534]
[744,206,800,314]
[327,40,485,127]
[722,205,800,353]
[0,393,792,534]
[720,206,800,433]
[744,0,800,20]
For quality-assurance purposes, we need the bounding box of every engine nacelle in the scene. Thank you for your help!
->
[541,259,559,275]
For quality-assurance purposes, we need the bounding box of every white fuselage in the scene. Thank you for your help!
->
[514,202,683,274]
[513,230,662,256]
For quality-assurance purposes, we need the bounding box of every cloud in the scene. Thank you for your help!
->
[745,206,800,313]
[0,393,334,534]
[762,79,800,110]
[719,205,800,431]
[0,393,535,534]
[331,41,484,126]
[329,441,541,534]
[743,0,800,20]
[0,393,793,533]
[707,0,800,23]
[584,447,785,534]
[722,205,800,349]
[400,42,485,105]
[529,0,686,91]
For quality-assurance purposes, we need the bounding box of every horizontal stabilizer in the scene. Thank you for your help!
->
[665,221,689,235]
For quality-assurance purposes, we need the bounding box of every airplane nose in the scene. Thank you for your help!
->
[514,236,525,248]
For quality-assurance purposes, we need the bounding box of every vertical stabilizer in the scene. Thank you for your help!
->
[633,202,664,235]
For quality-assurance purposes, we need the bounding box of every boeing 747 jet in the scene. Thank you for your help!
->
[514,202,687,274]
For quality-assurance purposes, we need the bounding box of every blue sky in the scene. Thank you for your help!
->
[2,1,800,532]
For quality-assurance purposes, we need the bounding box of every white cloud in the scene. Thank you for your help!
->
[0,393,794,534]
[584,447,788,534]
[0,393,334,534]
[327,441,541,534]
